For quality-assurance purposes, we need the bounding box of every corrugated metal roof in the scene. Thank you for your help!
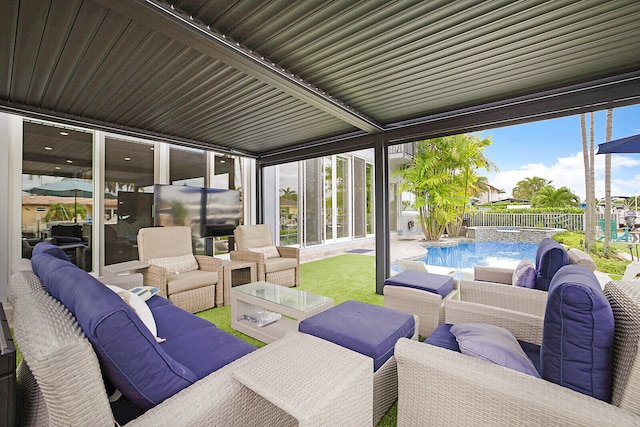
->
[2,0,640,159]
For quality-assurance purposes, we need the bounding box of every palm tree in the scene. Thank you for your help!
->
[531,186,581,208]
[280,187,298,201]
[45,203,88,222]
[512,177,550,200]
[395,133,494,240]
[604,109,614,256]
[581,114,595,250]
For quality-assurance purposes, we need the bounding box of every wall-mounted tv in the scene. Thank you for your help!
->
[154,184,241,238]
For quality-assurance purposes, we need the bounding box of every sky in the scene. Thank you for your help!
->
[479,103,640,202]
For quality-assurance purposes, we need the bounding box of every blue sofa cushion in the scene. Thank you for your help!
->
[541,265,614,401]
[534,238,569,291]
[299,300,414,371]
[150,300,255,378]
[384,270,455,298]
[31,241,71,264]
[31,253,207,409]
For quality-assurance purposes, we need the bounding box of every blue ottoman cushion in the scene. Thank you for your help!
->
[384,271,455,298]
[299,300,414,371]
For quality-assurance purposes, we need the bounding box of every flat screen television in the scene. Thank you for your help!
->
[154,184,241,238]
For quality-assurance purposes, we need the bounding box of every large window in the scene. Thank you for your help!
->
[104,138,155,265]
[304,158,323,246]
[354,158,366,238]
[170,146,206,186]
[278,162,299,245]
[366,163,374,235]
[335,156,350,239]
[21,121,93,270]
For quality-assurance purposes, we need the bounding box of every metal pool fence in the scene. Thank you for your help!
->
[466,212,584,232]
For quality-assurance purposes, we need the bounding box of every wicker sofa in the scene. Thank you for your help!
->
[394,276,640,426]
[10,243,372,426]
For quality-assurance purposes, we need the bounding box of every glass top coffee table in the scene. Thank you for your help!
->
[231,281,334,343]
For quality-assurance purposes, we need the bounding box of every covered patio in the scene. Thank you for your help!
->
[1,0,640,297]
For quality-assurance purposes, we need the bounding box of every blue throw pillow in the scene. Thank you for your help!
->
[541,265,614,401]
[450,323,540,378]
[512,258,536,288]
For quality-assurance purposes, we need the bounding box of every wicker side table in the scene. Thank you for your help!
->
[222,260,257,306]
[234,332,372,426]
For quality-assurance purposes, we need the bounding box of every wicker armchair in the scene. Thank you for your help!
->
[137,226,223,312]
[394,278,640,426]
[230,224,299,287]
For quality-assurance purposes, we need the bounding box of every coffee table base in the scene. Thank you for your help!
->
[231,282,333,343]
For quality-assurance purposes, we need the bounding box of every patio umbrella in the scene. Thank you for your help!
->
[597,133,640,154]
[29,178,93,223]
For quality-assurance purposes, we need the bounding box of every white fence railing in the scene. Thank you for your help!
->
[467,212,584,232]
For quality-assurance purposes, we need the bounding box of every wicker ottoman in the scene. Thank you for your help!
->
[383,270,457,338]
[298,300,418,426]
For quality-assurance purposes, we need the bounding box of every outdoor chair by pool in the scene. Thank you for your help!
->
[598,218,630,242]
[395,267,640,426]
[230,224,300,287]
[461,238,569,317]
[137,226,223,312]
[394,259,456,276]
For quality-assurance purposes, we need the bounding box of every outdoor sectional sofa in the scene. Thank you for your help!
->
[394,267,640,425]
[9,242,373,426]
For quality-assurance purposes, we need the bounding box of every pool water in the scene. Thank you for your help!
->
[420,241,538,271]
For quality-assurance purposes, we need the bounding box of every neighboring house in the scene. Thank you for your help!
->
[22,195,118,238]
[476,184,506,204]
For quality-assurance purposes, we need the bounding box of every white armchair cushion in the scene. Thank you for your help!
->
[247,245,280,259]
[264,257,298,273]
[149,254,199,273]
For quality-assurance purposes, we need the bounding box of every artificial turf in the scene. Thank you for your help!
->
[196,253,397,426]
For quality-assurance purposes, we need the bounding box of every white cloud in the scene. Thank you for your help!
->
[489,152,640,201]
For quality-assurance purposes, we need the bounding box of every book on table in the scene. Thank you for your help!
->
[243,311,282,327]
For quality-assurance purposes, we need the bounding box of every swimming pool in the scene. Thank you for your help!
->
[419,241,538,271]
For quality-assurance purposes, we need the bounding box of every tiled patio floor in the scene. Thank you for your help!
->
[300,233,441,264]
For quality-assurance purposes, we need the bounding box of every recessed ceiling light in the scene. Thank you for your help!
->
[55,166,61,170]
[124,157,131,161]
[66,159,73,164]
[59,131,69,136]
[44,146,53,150]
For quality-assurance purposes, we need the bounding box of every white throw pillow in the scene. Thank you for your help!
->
[148,254,198,274]
[247,246,280,259]
[106,285,165,343]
